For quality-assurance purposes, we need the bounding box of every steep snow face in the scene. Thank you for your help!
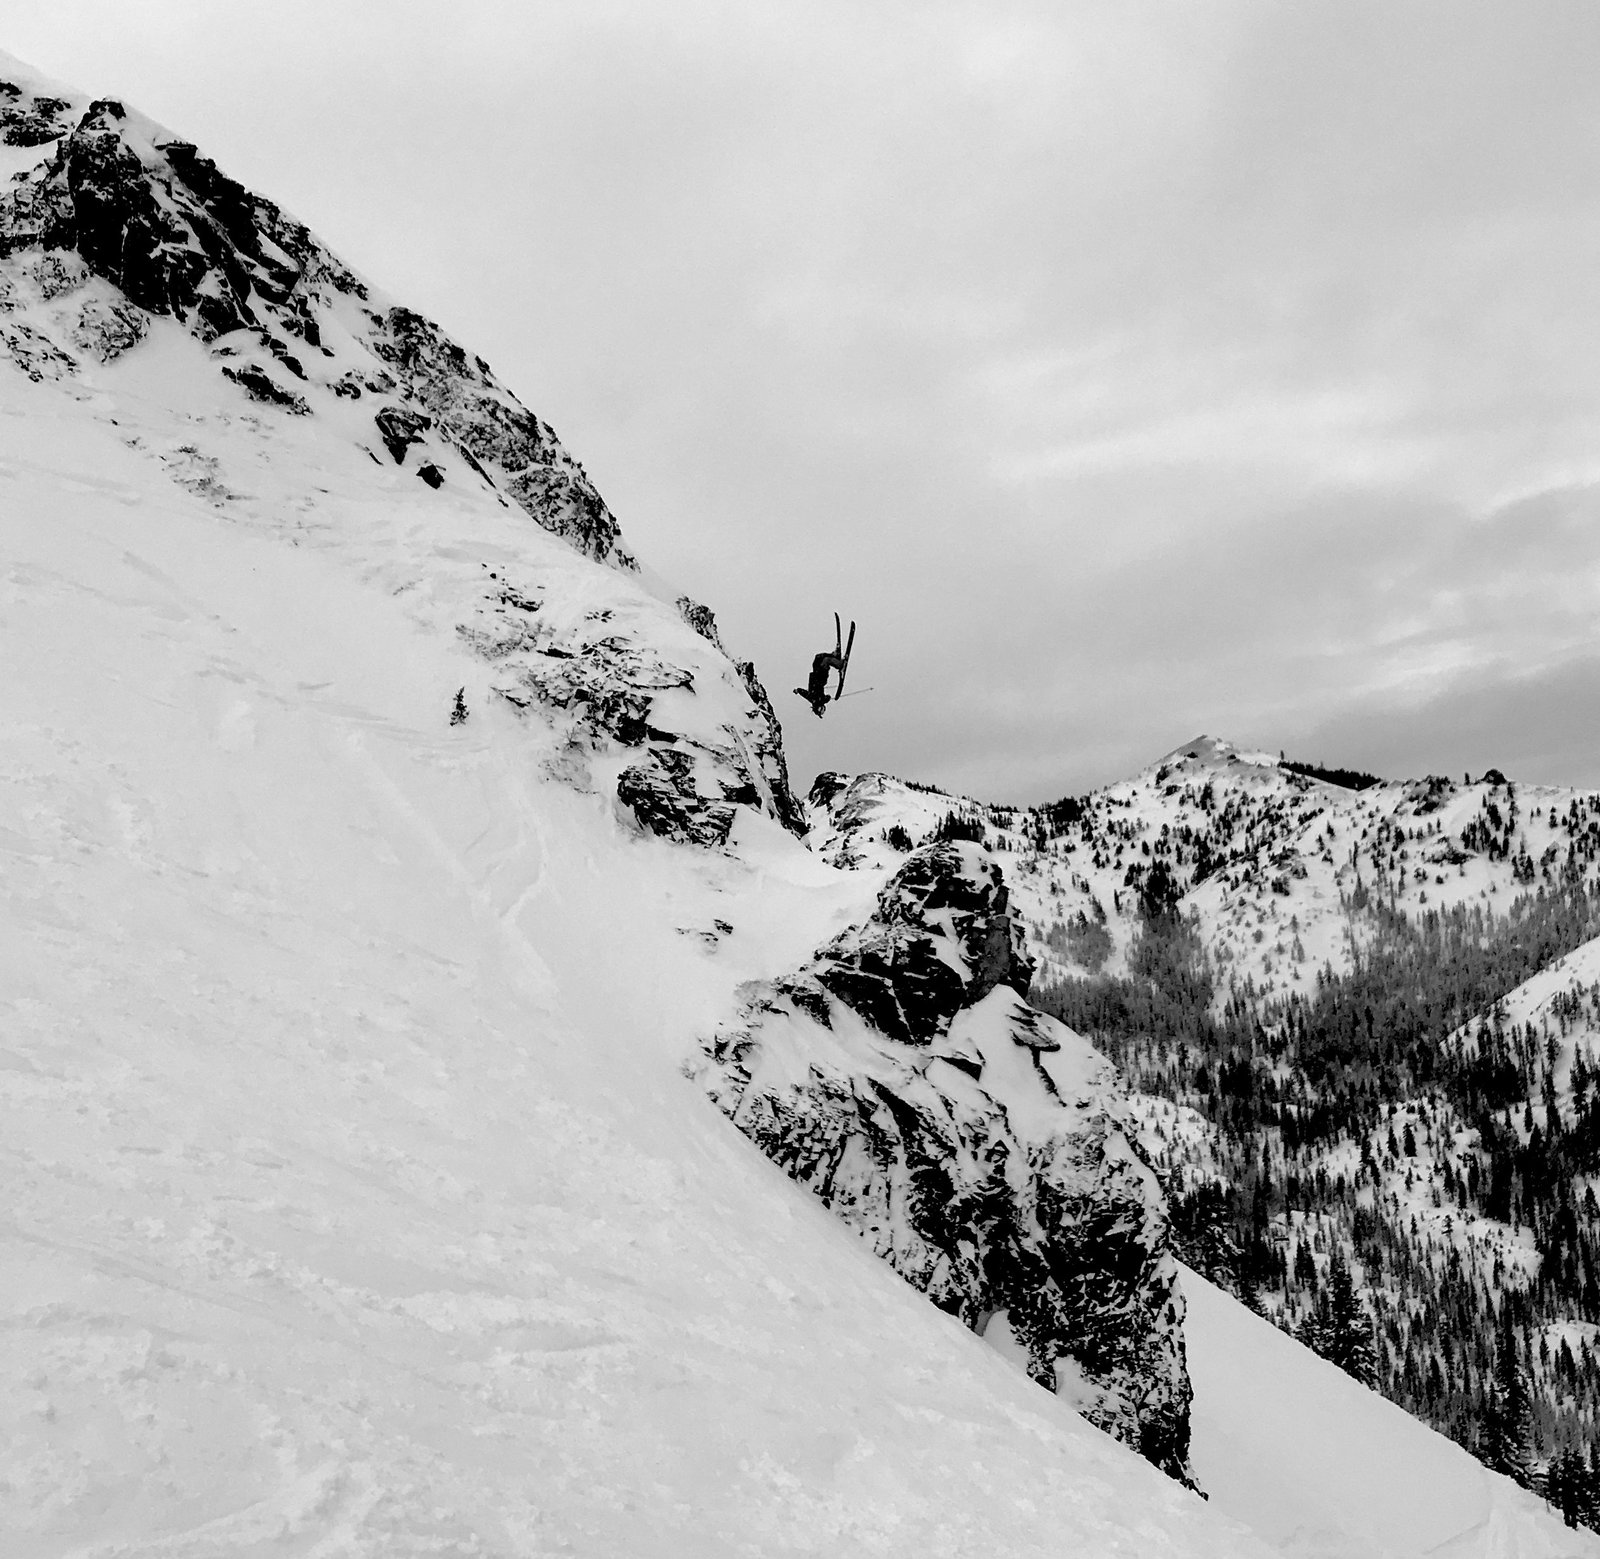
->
[2,362,1583,1559]
[11,47,1564,1557]
[0,52,801,848]
[697,841,1196,1483]
[0,50,1252,1556]
[1183,1268,1593,1559]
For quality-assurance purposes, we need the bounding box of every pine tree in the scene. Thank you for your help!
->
[1322,1249,1377,1385]
[1551,1443,1585,1527]
[1293,1239,1317,1291]
[450,687,469,726]
[1481,1308,1534,1486]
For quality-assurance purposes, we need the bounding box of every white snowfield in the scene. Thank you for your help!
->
[0,139,1589,1559]
[1185,1268,1594,1559]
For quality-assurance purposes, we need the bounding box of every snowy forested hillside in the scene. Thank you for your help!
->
[1,48,1590,1558]
[813,744,1600,1531]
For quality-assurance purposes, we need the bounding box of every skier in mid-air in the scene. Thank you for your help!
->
[794,615,855,718]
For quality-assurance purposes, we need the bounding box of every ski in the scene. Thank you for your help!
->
[835,620,856,700]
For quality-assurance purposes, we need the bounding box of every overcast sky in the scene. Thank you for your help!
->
[14,2,1600,801]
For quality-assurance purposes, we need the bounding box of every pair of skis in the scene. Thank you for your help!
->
[832,613,856,702]
[828,616,873,704]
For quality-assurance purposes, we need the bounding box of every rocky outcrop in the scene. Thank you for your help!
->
[696,841,1195,1483]
[0,83,633,569]
[0,58,804,849]
[456,569,805,845]
[0,81,71,147]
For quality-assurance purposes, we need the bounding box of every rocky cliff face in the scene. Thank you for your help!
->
[696,839,1195,1483]
[0,58,801,846]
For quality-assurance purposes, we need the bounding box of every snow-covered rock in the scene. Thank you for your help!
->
[697,840,1196,1482]
[809,742,1600,1003]
[0,52,802,848]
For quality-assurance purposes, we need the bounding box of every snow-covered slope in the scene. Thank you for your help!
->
[1448,932,1600,1122]
[0,51,801,849]
[9,357,1578,1559]
[0,347,1270,1556]
[0,49,1250,1556]
[1184,1269,1589,1558]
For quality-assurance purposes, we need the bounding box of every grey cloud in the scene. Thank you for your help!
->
[1292,656,1600,791]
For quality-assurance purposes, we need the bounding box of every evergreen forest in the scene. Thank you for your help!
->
[1034,879,1600,1530]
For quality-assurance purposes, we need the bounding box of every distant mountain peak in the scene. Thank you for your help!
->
[1151,735,1280,774]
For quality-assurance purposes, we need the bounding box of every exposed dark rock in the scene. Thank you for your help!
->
[0,84,632,569]
[70,102,253,338]
[457,566,804,846]
[221,362,309,413]
[1,316,75,381]
[374,404,431,463]
[618,748,737,847]
[0,84,72,147]
[802,844,1031,1046]
[416,462,443,489]
[697,840,1196,1485]
[676,595,725,650]
[734,661,807,837]
[807,770,850,812]
[33,252,85,300]
[368,304,633,567]
[69,294,147,361]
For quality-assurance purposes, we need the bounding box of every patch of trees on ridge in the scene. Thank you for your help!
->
[1279,756,1384,791]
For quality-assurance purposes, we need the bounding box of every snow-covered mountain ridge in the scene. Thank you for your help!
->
[811,735,1600,1001]
[0,52,800,848]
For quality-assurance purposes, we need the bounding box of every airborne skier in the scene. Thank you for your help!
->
[794,614,855,717]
